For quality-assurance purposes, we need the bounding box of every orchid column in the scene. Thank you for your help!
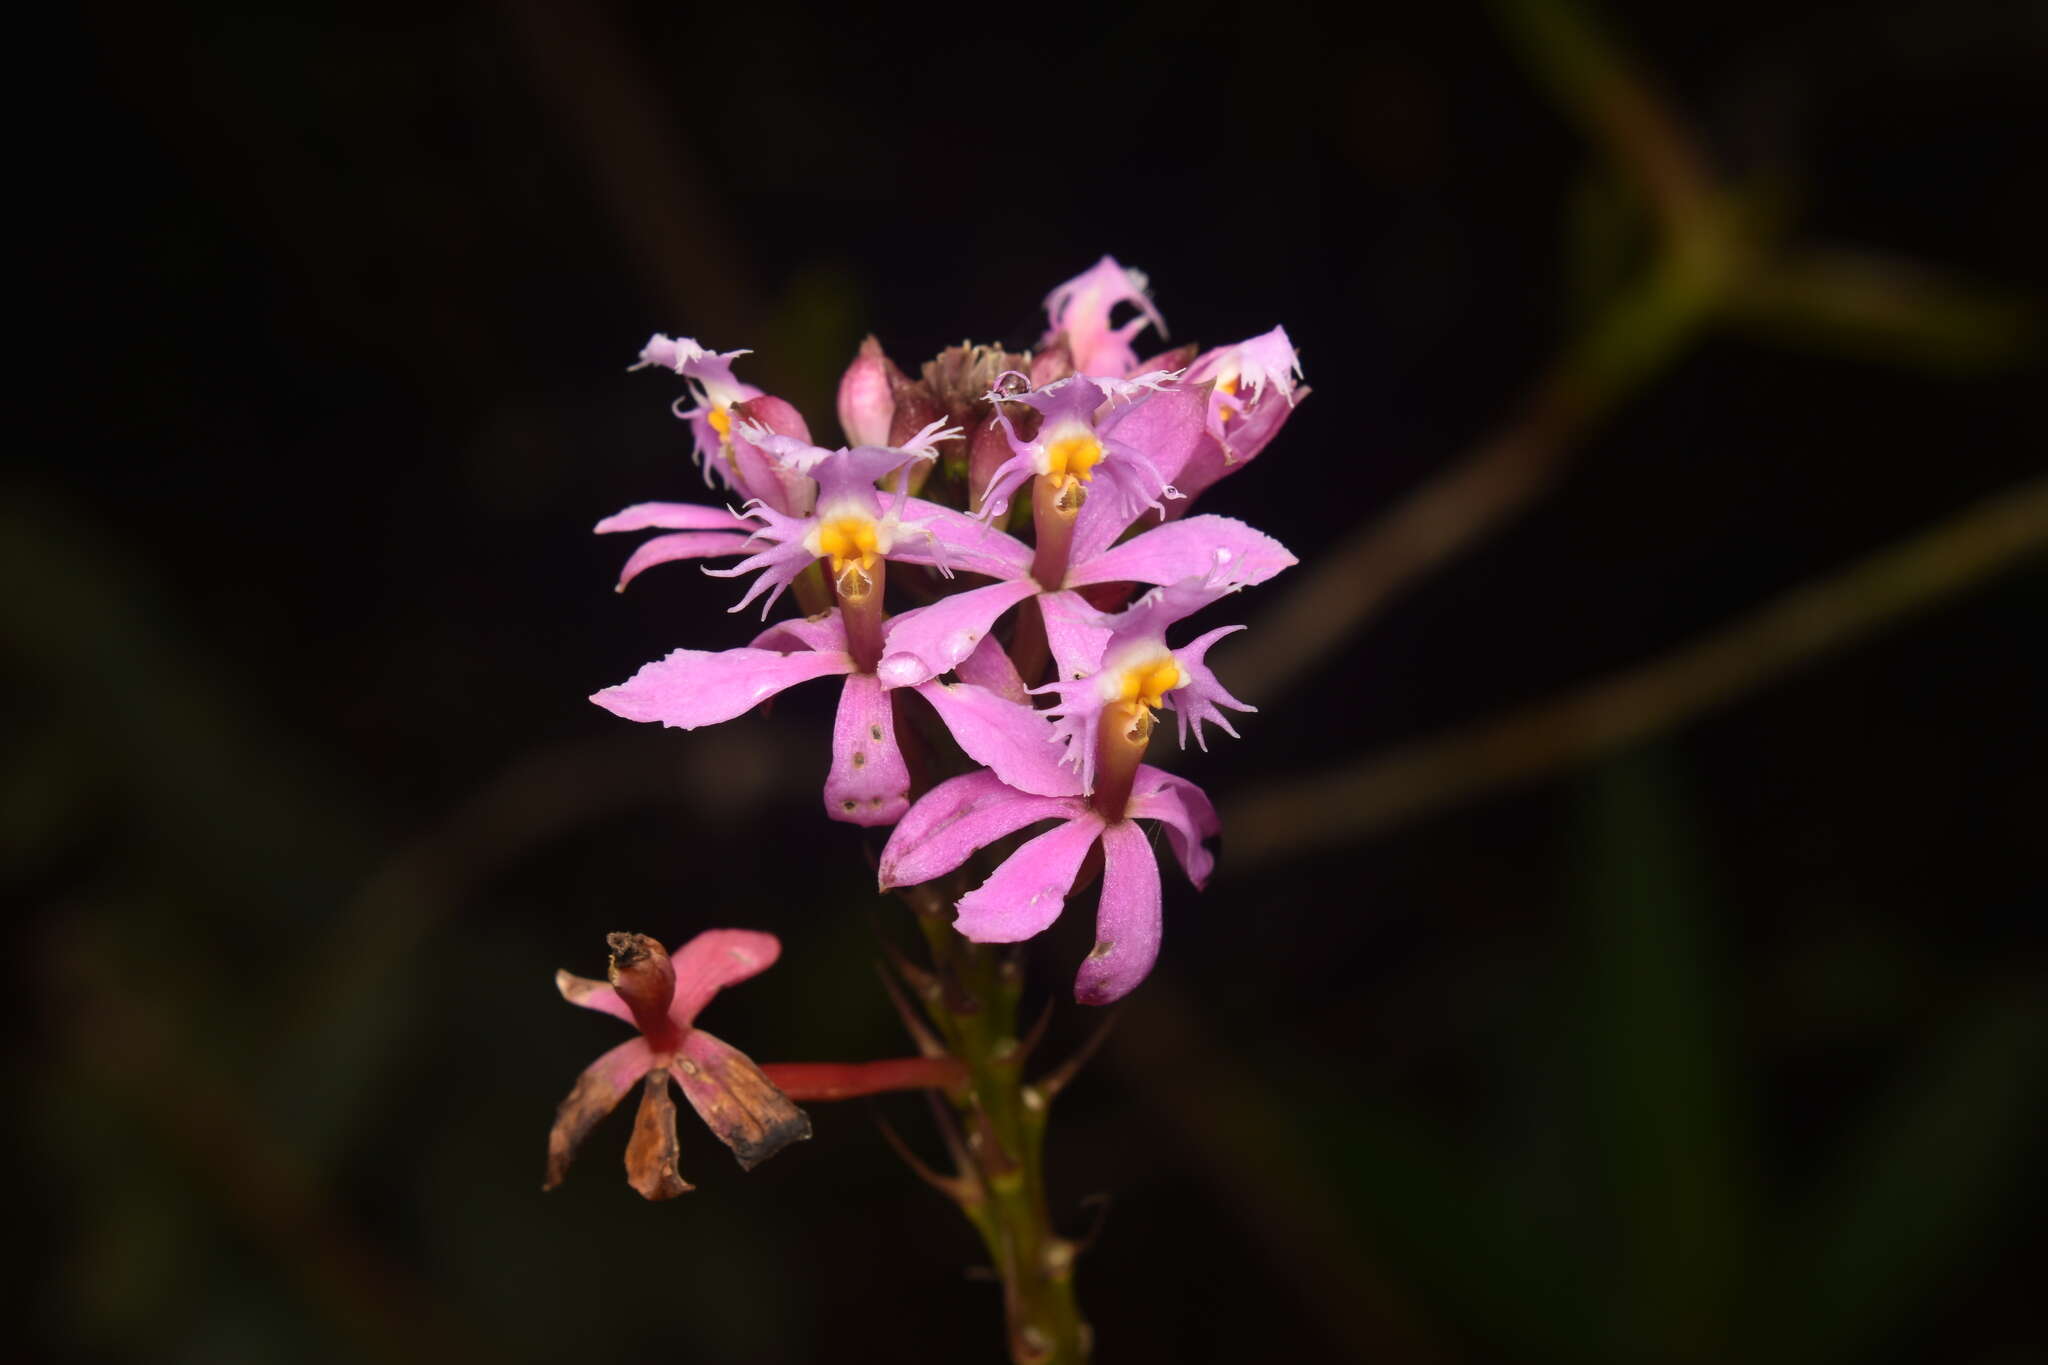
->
[568,256,1305,1364]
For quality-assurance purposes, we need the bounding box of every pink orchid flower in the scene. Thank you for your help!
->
[1172,326,1310,510]
[1040,256,1167,380]
[873,397,1294,698]
[630,334,815,516]
[591,427,1013,827]
[877,570,1253,1002]
[877,762,1220,1006]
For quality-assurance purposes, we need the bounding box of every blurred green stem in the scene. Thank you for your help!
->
[1225,473,2048,864]
[905,899,1087,1365]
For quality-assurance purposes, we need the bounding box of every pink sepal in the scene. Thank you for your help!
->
[592,646,852,729]
[614,531,757,590]
[1073,820,1163,1004]
[825,672,911,826]
[669,929,783,1027]
[888,498,1033,580]
[954,633,1030,705]
[878,770,1087,890]
[877,579,1040,688]
[913,680,1082,797]
[1038,590,1114,684]
[595,501,752,535]
[1090,380,1212,505]
[954,812,1106,943]
[555,969,637,1025]
[1066,515,1296,592]
[1127,767,1221,889]
[669,1028,813,1170]
[750,611,848,655]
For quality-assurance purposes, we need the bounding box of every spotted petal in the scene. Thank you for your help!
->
[1073,819,1163,1005]
[825,672,911,826]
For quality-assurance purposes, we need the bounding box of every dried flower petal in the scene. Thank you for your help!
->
[625,1069,693,1200]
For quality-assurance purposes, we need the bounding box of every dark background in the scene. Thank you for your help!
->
[19,1,2044,1361]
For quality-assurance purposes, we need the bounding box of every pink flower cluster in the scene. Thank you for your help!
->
[593,257,1305,1003]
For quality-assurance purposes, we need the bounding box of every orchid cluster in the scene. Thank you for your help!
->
[548,256,1304,1244]
[591,256,1305,1005]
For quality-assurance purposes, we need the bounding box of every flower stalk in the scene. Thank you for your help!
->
[904,896,1090,1364]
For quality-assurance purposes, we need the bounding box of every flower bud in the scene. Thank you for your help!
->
[1029,336,1074,388]
[730,393,811,443]
[835,335,901,447]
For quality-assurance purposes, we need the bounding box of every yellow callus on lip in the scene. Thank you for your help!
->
[707,405,733,441]
[1113,655,1187,712]
[1214,373,1241,422]
[814,516,881,573]
[1042,431,1105,485]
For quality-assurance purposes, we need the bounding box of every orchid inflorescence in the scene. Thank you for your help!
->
[595,256,1304,1004]
[550,257,1303,1201]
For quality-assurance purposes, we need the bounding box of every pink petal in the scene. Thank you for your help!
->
[889,498,1033,580]
[878,770,1088,889]
[825,673,911,826]
[544,1036,655,1190]
[1073,819,1164,1004]
[670,1027,813,1170]
[1127,766,1221,889]
[613,530,757,590]
[1095,379,1213,495]
[669,929,783,1027]
[591,646,852,729]
[595,502,751,535]
[913,680,1083,797]
[1066,515,1296,591]
[555,969,635,1026]
[954,812,1105,943]
[954,633,1030,705]
[877,579,1040,688]
[750,611,849,655]
[1038,590,1114,683]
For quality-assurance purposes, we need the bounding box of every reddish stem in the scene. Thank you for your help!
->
[762,1056,967,1101]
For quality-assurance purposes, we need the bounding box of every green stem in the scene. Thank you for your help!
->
[911,909,1088,1364]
